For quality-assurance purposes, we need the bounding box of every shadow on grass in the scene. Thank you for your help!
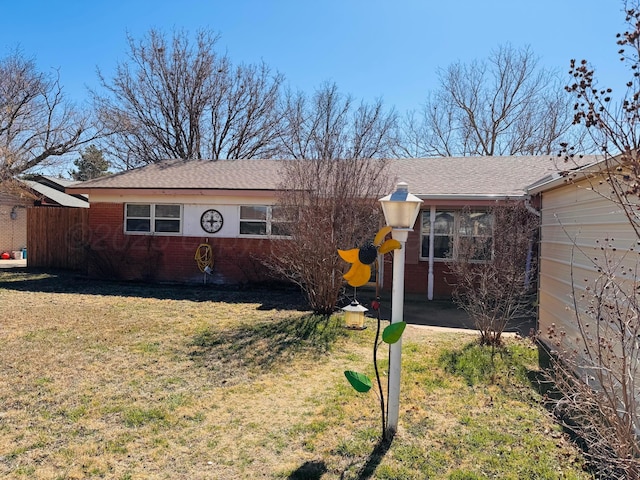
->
[288,460,328,479]
[0,269,306,309]
[338,438,393,480]
[189,313,347,384]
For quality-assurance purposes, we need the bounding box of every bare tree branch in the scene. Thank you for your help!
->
[278,82,398,160]
[94,29,284,168]
[398,45,581,158]
[0,49,97,181]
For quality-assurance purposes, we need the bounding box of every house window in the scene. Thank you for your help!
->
[420,209,493,261]
[458,211,493,261]
[125,204,182,234]
[239,205,293,236]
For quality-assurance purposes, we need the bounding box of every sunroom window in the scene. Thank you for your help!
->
[420,209,493,261]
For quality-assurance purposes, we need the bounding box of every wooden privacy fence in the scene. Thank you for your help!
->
[27,207,89,271]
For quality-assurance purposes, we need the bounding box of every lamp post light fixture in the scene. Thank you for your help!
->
[342,300,368,330]
[378,181,423,436]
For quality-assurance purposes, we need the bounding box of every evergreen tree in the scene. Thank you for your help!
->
[70,145,110,181]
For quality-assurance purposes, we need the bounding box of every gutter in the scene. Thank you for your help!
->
[414,194,523,201]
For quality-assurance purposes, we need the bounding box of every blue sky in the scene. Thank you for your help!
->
[0,0,632,113]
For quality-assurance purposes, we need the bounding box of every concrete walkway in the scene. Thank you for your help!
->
[365,291,535,337]
[0,259,27,269]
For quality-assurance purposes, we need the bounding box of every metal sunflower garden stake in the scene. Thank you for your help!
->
[339,226,406,441]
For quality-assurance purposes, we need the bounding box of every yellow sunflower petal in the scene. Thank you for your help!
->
[338,248,360,263]
[374,226,393,246]
[378,238,401,254]
[343,262,372,287]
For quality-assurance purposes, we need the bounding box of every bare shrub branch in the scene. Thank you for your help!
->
[450,203,538,346]
[549,2,640,474]
[269,157,391,314]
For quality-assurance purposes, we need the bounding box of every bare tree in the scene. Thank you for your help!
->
[449,204,538,346]
[278,82,398,160]
[94,29,284,168]
[398,45,579,157]
[270,157,391,314]
[0,49,96,183]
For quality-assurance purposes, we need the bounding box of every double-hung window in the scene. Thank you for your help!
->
[239,205,293,237]
[420,209,493,261]
[458,211,493,261]
[125,204,182,234]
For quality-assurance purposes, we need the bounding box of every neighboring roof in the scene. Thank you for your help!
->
[20,176,89,208]
[66,156,601,200]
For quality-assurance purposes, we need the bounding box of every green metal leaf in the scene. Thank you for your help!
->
[344,370,372,393]
[382,322,406,344]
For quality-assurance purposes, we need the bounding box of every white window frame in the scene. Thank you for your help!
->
[124,203,183,235]
[239,205,293,237]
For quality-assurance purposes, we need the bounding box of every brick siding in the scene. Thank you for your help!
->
[86,202,278,285]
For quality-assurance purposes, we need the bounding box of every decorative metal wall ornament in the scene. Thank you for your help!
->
[200,209,224,233]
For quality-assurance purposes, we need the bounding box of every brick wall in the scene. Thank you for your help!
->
[380,229,456,298]
[0,191,31,255]
[86,202,279,285]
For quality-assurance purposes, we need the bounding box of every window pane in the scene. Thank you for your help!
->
[155,219,180,233]
[421,211,431,234]
[460,211,492,236]
[421,235,430,258]
[272,205,296,221]
[433,212,454,234]
[127,204,150,217]
[240,206,267,220]
[433,235,453,259]
[155,204,180,218]
[126,218,151,232]
[471,237,493,261]
[271,222,291,236]
[240,221,267,235]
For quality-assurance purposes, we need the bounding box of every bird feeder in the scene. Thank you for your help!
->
[342,301,368,330]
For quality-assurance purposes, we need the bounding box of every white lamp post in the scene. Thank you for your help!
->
[379,181,422,436]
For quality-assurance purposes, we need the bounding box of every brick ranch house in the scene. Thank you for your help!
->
[66,156,598,298]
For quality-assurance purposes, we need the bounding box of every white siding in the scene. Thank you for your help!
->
[538,176,639,348]
[90,192,279,239]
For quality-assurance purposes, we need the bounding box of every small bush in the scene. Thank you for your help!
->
[439,340,537,386]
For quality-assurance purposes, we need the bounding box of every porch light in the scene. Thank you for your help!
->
[342,300,368,330]
[378,182,422,229]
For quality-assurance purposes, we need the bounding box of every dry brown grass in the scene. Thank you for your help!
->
[0,271,591,479]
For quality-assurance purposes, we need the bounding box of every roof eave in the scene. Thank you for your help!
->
[415,193,525,201]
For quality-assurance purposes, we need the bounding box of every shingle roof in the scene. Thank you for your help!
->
[71,159,286,191]
[68,156,600,198]
[387,156,599,197]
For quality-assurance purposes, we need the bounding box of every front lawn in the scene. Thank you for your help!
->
[0,271,591,479]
